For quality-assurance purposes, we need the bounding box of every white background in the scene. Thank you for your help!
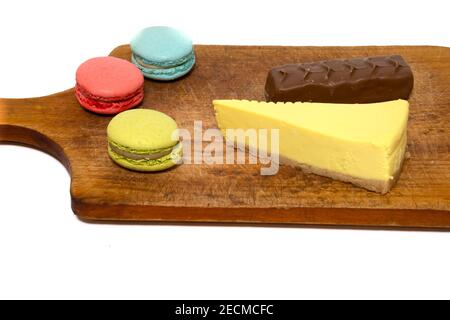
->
[0,0,449,300]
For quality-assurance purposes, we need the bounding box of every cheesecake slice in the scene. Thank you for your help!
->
[213,99,409,194]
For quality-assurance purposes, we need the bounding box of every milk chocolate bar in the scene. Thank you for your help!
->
[265,55,414,103]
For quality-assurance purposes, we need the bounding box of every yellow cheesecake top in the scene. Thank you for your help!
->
[213,99,409,152]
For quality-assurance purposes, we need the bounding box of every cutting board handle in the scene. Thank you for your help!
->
[0,90,73,172]
[0,46,129,173]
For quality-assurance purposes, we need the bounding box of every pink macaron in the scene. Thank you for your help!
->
[75,57,144,115]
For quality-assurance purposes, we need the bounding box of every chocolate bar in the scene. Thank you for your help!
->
[265,55,414,103]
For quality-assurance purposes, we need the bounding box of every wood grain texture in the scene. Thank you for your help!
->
[1,45,449,228]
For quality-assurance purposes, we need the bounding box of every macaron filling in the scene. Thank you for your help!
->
[131,51,195,78]
[133,50,195,68]
[108,141,175,160]
[108,142,183,168]
[76,84,144,111]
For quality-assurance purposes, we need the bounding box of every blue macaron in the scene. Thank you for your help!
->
[130,26,196,81]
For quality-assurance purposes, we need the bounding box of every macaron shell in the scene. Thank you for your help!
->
[76,56,144,98]
[107,109,179,152]
[108,143,183,172]
[131,26,193,64]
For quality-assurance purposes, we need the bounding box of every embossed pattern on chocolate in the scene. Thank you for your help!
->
[265,55,414,103]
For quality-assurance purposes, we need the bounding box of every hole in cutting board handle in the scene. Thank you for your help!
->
[0,125,71,174]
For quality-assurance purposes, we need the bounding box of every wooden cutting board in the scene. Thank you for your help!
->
[1,45,449,229]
